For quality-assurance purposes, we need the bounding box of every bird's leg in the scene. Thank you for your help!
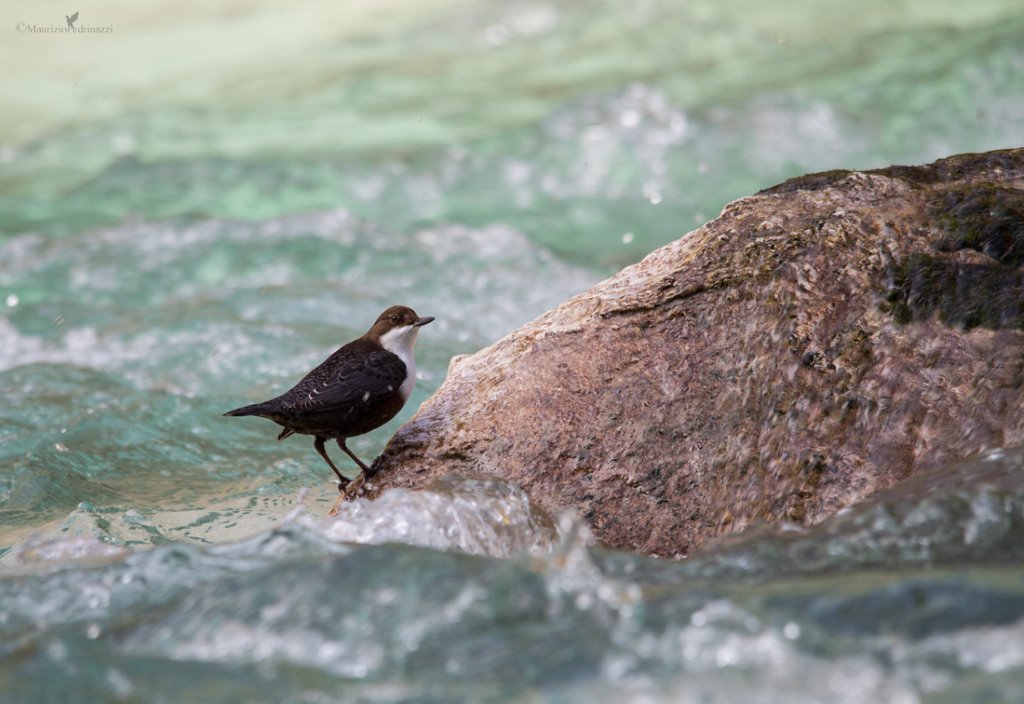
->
[337,439,374,498]
[328,441,380,516]
[314,436,349,493]
[337,439,372,474]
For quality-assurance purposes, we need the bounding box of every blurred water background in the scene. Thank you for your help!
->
[2,1,1024,701]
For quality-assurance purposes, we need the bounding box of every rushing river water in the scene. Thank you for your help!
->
[3,1,1024,701]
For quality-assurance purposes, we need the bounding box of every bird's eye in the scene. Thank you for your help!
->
[389,315,399,324]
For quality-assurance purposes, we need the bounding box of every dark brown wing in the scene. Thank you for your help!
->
[224,339,407,431]
[271,344,406,416]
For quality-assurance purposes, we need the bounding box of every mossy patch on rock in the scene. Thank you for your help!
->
[932,183,1024,265]
[758,169,853,195]
[873,149,1024,187]
[884,180,1024,330]
[886,253,1024,330]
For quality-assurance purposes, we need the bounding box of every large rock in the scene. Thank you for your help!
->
[372,148,1024,557]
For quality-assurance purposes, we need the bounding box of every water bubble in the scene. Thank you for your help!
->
[46,641,69,662]
[620,110,641,129]
[483,24,509,46]
[4,294,17,307]
[105,669,135,698]
[111,133,136,155]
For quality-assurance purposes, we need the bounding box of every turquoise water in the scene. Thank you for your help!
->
[2,1,1024,700]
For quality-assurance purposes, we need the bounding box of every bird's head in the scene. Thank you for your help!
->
[370,305,433,355]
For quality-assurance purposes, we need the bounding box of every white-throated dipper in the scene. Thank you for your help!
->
[224,305,433,498]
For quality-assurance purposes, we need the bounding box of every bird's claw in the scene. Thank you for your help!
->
[327,472,368,517]
[346,471,367,497]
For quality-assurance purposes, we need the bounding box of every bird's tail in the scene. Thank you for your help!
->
[223,402,271,417]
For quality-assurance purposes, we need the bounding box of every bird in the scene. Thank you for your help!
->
[65,12,78,28]
[224,305,434,499]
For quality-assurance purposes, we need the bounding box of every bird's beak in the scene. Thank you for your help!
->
[414,316,435,327]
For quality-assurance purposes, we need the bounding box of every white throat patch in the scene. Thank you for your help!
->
[379,324,420,400]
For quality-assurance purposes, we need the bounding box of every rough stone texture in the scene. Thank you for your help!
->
[371,148,1024,557]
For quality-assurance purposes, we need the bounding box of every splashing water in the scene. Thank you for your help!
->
[5,462,1024,702]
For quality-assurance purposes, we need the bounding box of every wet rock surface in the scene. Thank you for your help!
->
[372,148,1024,557]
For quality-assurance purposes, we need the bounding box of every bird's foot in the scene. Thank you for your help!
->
[327,479,351,517]
[345,471,367,497]
[327,473,368,517]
